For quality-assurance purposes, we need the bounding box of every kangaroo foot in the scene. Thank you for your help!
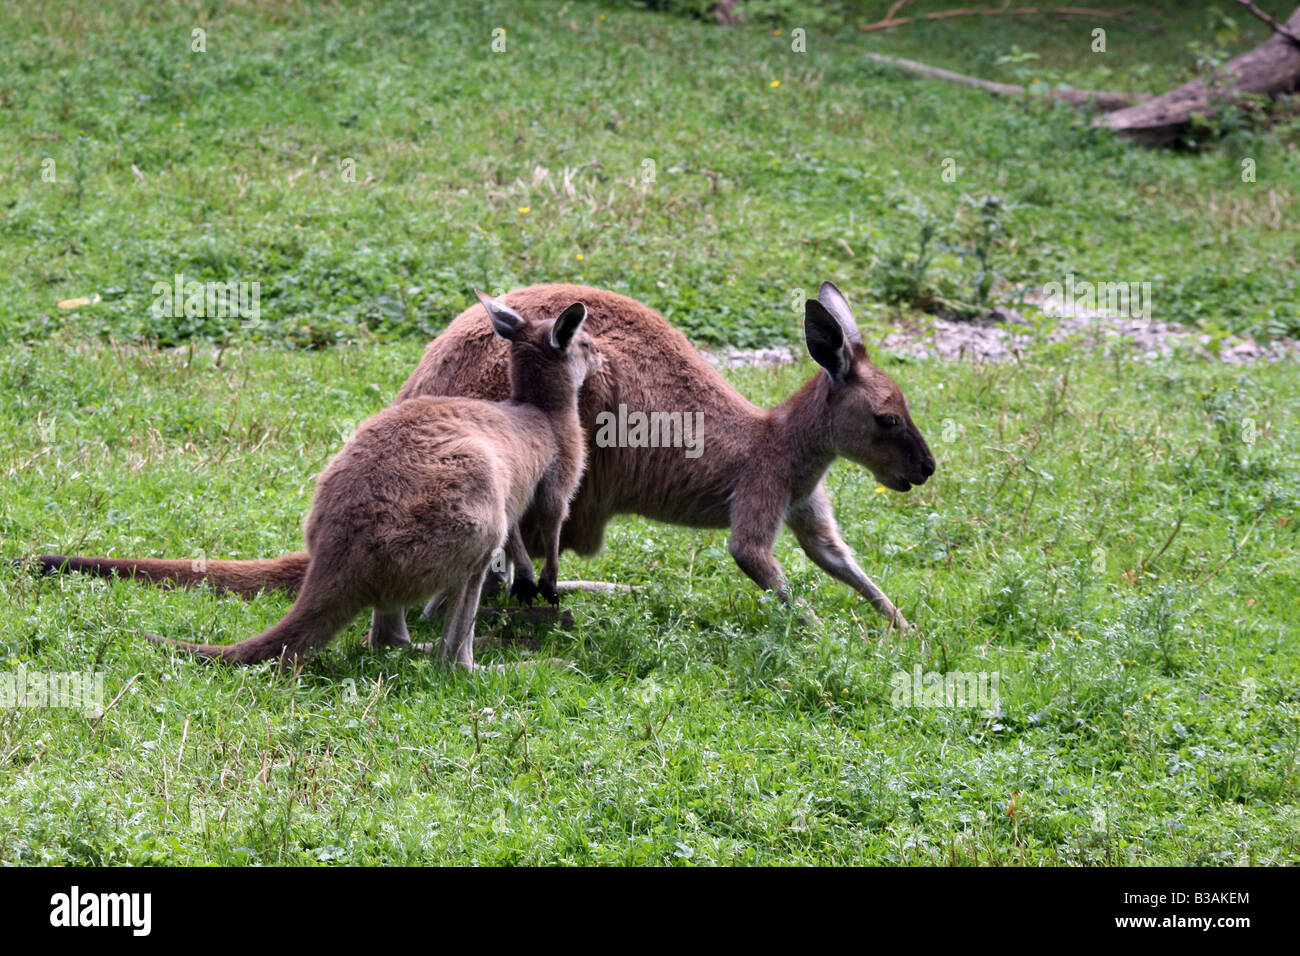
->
[788,598,822,632]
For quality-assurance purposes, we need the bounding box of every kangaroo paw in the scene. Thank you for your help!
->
[538,578,560,605]
[510,577,540,605]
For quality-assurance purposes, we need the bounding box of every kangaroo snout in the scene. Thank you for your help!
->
[880,428,935,492]
[913,436,937,484]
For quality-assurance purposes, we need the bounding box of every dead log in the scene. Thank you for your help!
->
[1097,6,1300,145]
[865,52,1148,112]
[556,580,643,595]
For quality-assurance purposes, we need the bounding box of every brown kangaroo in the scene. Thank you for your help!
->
[143,293,598,667]
[32,282,933,630]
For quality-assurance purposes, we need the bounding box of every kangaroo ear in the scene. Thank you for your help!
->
[817,280,863,348]
[549,302,587,352]
[805,299,853,383]
[475,289,527,340]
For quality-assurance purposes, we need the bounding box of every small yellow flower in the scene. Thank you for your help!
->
[599,14,605,20]
[518,206,530,214]
[875,486,886,494]
[760,105,767,111]
[576,254,584,260]
[770,80,781,88]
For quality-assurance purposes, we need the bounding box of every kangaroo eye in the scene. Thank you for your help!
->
[875,414,900,430]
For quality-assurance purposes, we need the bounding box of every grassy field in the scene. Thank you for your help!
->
[1,0,1298,865]
[3,339,1298,865]
[1,0,1297,347]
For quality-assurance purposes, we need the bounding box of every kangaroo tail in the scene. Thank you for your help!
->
[24,552,311,596]
[143,583,362,665]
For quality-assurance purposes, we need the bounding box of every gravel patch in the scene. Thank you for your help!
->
[702,298,1299,368]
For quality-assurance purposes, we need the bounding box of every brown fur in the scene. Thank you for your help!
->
[26,552,310,594]
[145,296,598,667]
[396,281,935,628]
[34,282,933,630]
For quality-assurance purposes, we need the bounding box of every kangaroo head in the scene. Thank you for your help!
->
[804,281,936,492]
[474,291,601,406]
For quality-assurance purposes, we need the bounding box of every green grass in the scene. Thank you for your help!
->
[1,0,1297,348]
[1,0,1298,865]
[1,337,1297,865]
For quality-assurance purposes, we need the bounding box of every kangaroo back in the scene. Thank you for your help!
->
[399,282,934,631]
[398,284,755,553]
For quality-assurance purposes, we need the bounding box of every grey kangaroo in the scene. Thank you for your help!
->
[35,282,934,632]
[144,293,598,668]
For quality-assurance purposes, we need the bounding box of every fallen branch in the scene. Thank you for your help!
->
[91,672,144,729]
[556,580,643,594]
[861,4,1131,34]
[1191,509,1266,587]
[1236,0,1300,48]
[864,52,1149,111]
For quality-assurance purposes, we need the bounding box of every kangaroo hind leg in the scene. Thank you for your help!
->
[367,610,411,648]
[437,568,488,671]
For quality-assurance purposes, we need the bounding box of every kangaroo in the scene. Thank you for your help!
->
[142,293,598,667]
[32,282,934,631]
[388,281,935,633]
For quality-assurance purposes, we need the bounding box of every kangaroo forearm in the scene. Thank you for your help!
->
[538,528,562,600]
[530,490,569,599]
[506,526,534,583]
[797,536,908,629]
[827,558,907,628]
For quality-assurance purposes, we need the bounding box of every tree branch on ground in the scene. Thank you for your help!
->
[861,4,1300,147]
[1235,0,1300,48]
[864,52,1148,111]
